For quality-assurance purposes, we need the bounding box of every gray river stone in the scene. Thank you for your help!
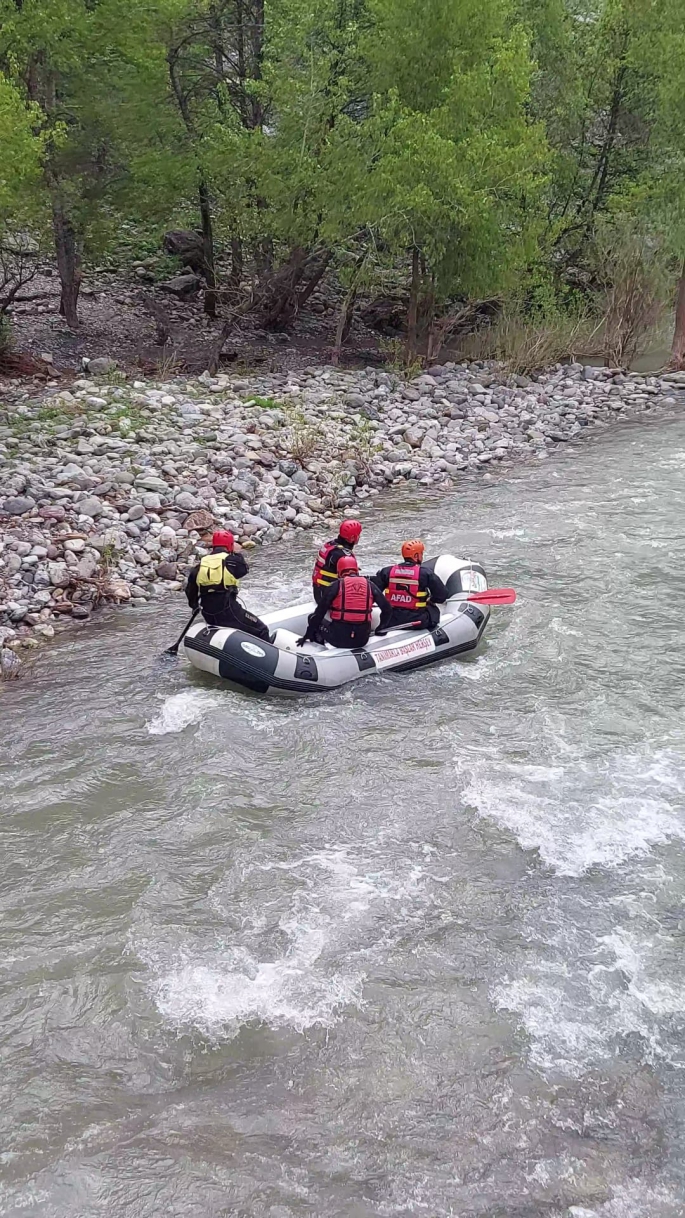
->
[3,496,36,515]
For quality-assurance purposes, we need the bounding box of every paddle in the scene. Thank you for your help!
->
[466,587,517,606]
[164,608,200,656]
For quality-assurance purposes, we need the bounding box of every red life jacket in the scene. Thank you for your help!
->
[312,539,349,589]
[329,575,374,623]
[384,563,428,612]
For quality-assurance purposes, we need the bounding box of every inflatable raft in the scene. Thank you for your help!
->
[182,555,489,696]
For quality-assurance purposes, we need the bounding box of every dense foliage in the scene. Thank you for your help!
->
[1,0,684,361]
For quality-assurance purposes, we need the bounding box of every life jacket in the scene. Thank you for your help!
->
[329,575,374,623]
[384,563,428,612]
[312,539,349,588]
[197,552,240,594]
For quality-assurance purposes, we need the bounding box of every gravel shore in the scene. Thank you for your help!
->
[2,359,683,676]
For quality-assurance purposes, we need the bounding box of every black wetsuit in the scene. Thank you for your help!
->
[185,549,270,641]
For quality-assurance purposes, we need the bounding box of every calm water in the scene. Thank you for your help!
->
[2,413,685,1217]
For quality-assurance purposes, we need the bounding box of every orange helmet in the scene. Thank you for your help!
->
[401,539,425,563]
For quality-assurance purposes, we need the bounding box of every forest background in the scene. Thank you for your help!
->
[2,0,685,373]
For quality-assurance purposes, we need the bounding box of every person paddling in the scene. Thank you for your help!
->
[373,540,447,631]
[298,554,390,649]
[311,519,362,604]
[185,530,270,641]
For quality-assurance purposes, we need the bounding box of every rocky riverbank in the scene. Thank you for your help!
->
[2,359,684,676]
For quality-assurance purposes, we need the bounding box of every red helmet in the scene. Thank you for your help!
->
[336,554,359,577]
[339,519,362,544]
[212,530,234,551]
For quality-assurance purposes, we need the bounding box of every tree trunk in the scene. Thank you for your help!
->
[671,259,685,369]
[295,249,332,312]
[198,180,217,317]
[52,196,81,329]
[426,318,442,365]
[254,232,274,280]
[168,49,218,317]
[259,247,331,330]
[249,0,266,128]
[206,297,254,373]
[419,275,436,361]
[142,294,172,346]
[259,246,308,328]
[331,285,358,366]
[406,247,420,360]
[229,235,243,288]
[331,249,366,365]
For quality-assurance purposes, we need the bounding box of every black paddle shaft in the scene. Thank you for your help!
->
[165,608,200,656]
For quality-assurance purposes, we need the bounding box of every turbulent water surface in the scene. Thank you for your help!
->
[3,413,685,1218]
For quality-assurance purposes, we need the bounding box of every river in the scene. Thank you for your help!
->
[2,412,685,1217]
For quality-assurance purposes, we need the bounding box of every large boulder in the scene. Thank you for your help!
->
[48,561,70,588]
[182,509,214,533]
[85,357,118,377]
[163,230,206,275]
[76,496,104,518]
[159,273,202,300]
[105,577,131,602]
[3,496,36,516]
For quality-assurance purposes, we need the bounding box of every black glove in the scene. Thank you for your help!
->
[375,627,389,637]
[296,635,308,647]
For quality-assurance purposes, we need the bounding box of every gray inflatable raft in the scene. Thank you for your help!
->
[182,555,489,696]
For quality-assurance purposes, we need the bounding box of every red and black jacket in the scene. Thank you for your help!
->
[312,538,352,589]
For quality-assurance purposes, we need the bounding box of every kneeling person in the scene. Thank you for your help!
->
[298,555,391,650]
[185,530,270,641]
[373,540,447,631]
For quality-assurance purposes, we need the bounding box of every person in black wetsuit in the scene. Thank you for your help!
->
[185,530,270,641]
[310,519,362,604]
[298,555,391,650]
[372,539,447,631]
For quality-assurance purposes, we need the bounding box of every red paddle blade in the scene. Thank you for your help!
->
[467,587,517,605]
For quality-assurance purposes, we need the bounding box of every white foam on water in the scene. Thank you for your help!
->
[549,616,582,636]
[153,936,363,1039]
[146,690,223,735]
[486,527,526,539]
[494,914,685,1078]
[657,449,685,468]
[147,844,438,1039]
[597,926,685,1018]
[569,1180,685,1217]
[460,748,685,876]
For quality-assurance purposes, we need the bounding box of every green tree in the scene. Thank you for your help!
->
[0,71,47,314]
[333,0,548,355]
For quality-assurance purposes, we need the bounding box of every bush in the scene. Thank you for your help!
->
[455,309,602,375]
[594,221,669,368]
[0,312,11,357]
